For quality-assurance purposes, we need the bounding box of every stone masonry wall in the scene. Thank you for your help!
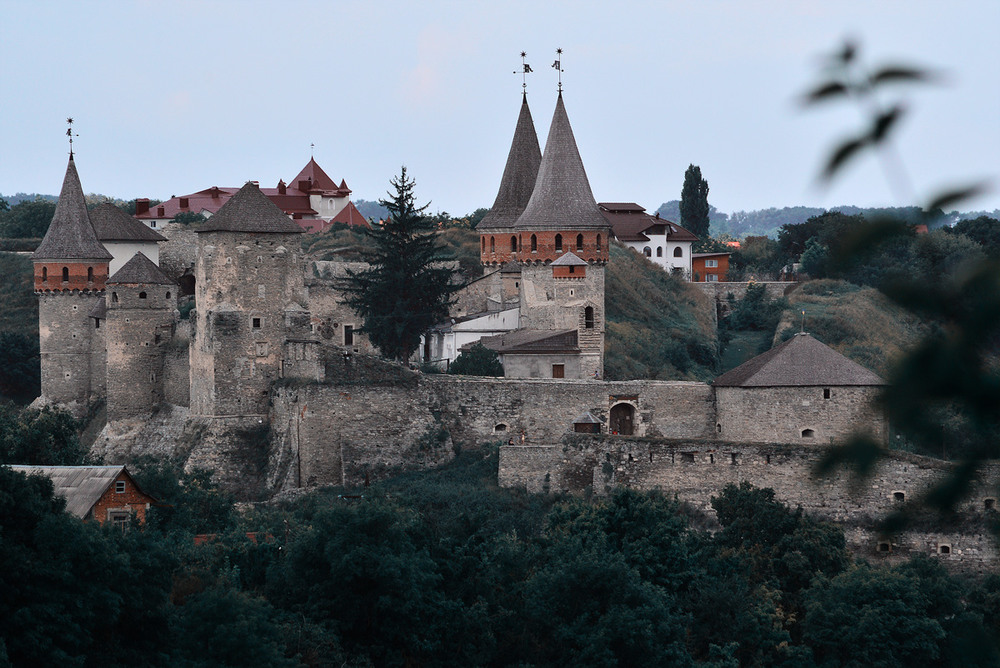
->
[716,385,888,445]
[693,281,796,301]
[37,292,102,413]
[499,437,1000,573]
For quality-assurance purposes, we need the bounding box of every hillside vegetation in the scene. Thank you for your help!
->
[605,243,718,381]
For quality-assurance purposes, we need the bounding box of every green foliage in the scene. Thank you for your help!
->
[0,198,56,238]
[725,282,789,332]
[435,225,482,280]
[948,216,1000,257]
[448,342,503,376]
[0,331,39,401]
[679,164,711,239]
[341,167,459,362]
[131,458,236,535]
[171,211,207,225]
[605,243,718,381]
[728,235,784,280]
[0,404,84,465]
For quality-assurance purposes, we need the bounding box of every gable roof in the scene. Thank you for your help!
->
[197,182,304,234]
[7,465,150,519]
[328,201,371,228]
[89,202,166,242]
[713,333,886,387]
[479,93,542,233]
[599,202,699,243]
[32,155,113,262]
[514,93,608,232]
[551,251,588,266]
[107,251,175,285]
[476,328,579,354]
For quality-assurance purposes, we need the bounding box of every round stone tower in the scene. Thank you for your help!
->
[32,154,113,413]
[105,252,177,422]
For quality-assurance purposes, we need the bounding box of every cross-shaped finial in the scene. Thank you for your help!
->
[552,48,564,92]
[66,117,78,156]
[514,51,532,93]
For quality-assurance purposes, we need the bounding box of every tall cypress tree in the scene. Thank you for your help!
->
[342,167,458,362]
[679,164,711,240]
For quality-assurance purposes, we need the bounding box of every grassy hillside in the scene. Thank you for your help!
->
[777,279,927,377]
[605,243,718,381]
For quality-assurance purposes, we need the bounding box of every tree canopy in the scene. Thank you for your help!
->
[341,167,459,362]
[680,164,710,240]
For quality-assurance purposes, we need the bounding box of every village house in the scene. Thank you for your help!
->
[600,202,697,277]
[692,251,731,282]
[8,465,157,527]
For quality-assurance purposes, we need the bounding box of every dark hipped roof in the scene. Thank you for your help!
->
[599,202,699,243]
[479,94,542,233]
[107,252,175,285]
[32,155,113,262]
[198,182,304,234]
[89,202,166,242]
[514,93,608,232]
[476,329,579,354]
[713,333,885,387]
[7,465,148,519]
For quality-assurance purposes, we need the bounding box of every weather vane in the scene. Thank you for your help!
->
[66,117,78,156]
[310,142,315,157]
[551,48,564,92]
[513,51,532,93]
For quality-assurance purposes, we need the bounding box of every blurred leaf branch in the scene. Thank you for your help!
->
[804,40,998,528]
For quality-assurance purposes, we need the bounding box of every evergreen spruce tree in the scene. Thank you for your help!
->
[679,164,711,240]
[342,167,458,362]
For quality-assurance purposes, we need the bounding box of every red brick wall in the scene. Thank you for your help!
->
[90,472,155,525]
[552,265,586,278]
[34,262,109,292]
[481,230,608,265]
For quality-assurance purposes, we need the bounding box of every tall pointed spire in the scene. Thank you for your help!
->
[478,94,542,234]
[32,155,112,261]
[514,92,607,231]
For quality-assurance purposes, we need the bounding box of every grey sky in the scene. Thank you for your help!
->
[2,0,997,219]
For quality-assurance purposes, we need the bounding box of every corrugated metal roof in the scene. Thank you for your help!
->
[478,94,542,234]
[713,333,886,387]
[7,465,129,518]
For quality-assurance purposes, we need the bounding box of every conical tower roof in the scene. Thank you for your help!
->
[33,155,113,261]
[107,251,175,286]
[514,93,607,232]
[197,182,304,234]
[713,333,886,387]
[478,94,541,233]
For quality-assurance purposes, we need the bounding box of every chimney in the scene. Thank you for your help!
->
[157,206,165,217]
[278,180,286,195]
[179,197,189,209]
[298,180,310,191]
[135,198,150,216]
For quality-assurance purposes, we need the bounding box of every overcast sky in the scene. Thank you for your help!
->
[2,1,998,218]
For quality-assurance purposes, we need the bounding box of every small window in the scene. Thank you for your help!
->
[552,364,564,379]
[568,266,575,274]
[95,319,100,329]
[62,267,69,282]
[344,325,354,346]
[576,234,583,251]
[252,317,262,329]
[494,423,508,433]
[893,491,905,502]
[878,541,892,553]
[597,234,602,251]
[656,247,663,257]
[731,453,738,465]
[584,306,594,329]
[765,454,771,464]
[510,236,517,252]
[87,267,94,282]
[531,234,537,252]
[823,388,831,399]
[112,292,119,303]
[555,234,563,252]
[165,291,171,300]
[706,274,718,282]
[673,247,683,258]
[115,481,126,493]
[108,510,129,531]
[42,267,48,282]
[801,428,815,438]
[490,236,495,253]
[481,237,486,253]
[643,247,651,257]
[681,452,695,463]
[139,291,147,299]
[706,259,719,268]
[716,423,722,434]
[938,544,952,555]
[986,498,996,511]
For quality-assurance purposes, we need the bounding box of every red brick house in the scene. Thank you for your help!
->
[8,465,157,528]
[692,252,731,282]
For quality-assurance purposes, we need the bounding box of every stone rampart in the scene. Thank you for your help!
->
[694,281,796,301]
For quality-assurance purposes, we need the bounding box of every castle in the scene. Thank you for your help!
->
[29,92,996,570]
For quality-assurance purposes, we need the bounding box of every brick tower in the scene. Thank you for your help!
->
[511,92,609,378]
[32,154,113,413]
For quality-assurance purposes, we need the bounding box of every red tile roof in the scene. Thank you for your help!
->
[329,201,370,228]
